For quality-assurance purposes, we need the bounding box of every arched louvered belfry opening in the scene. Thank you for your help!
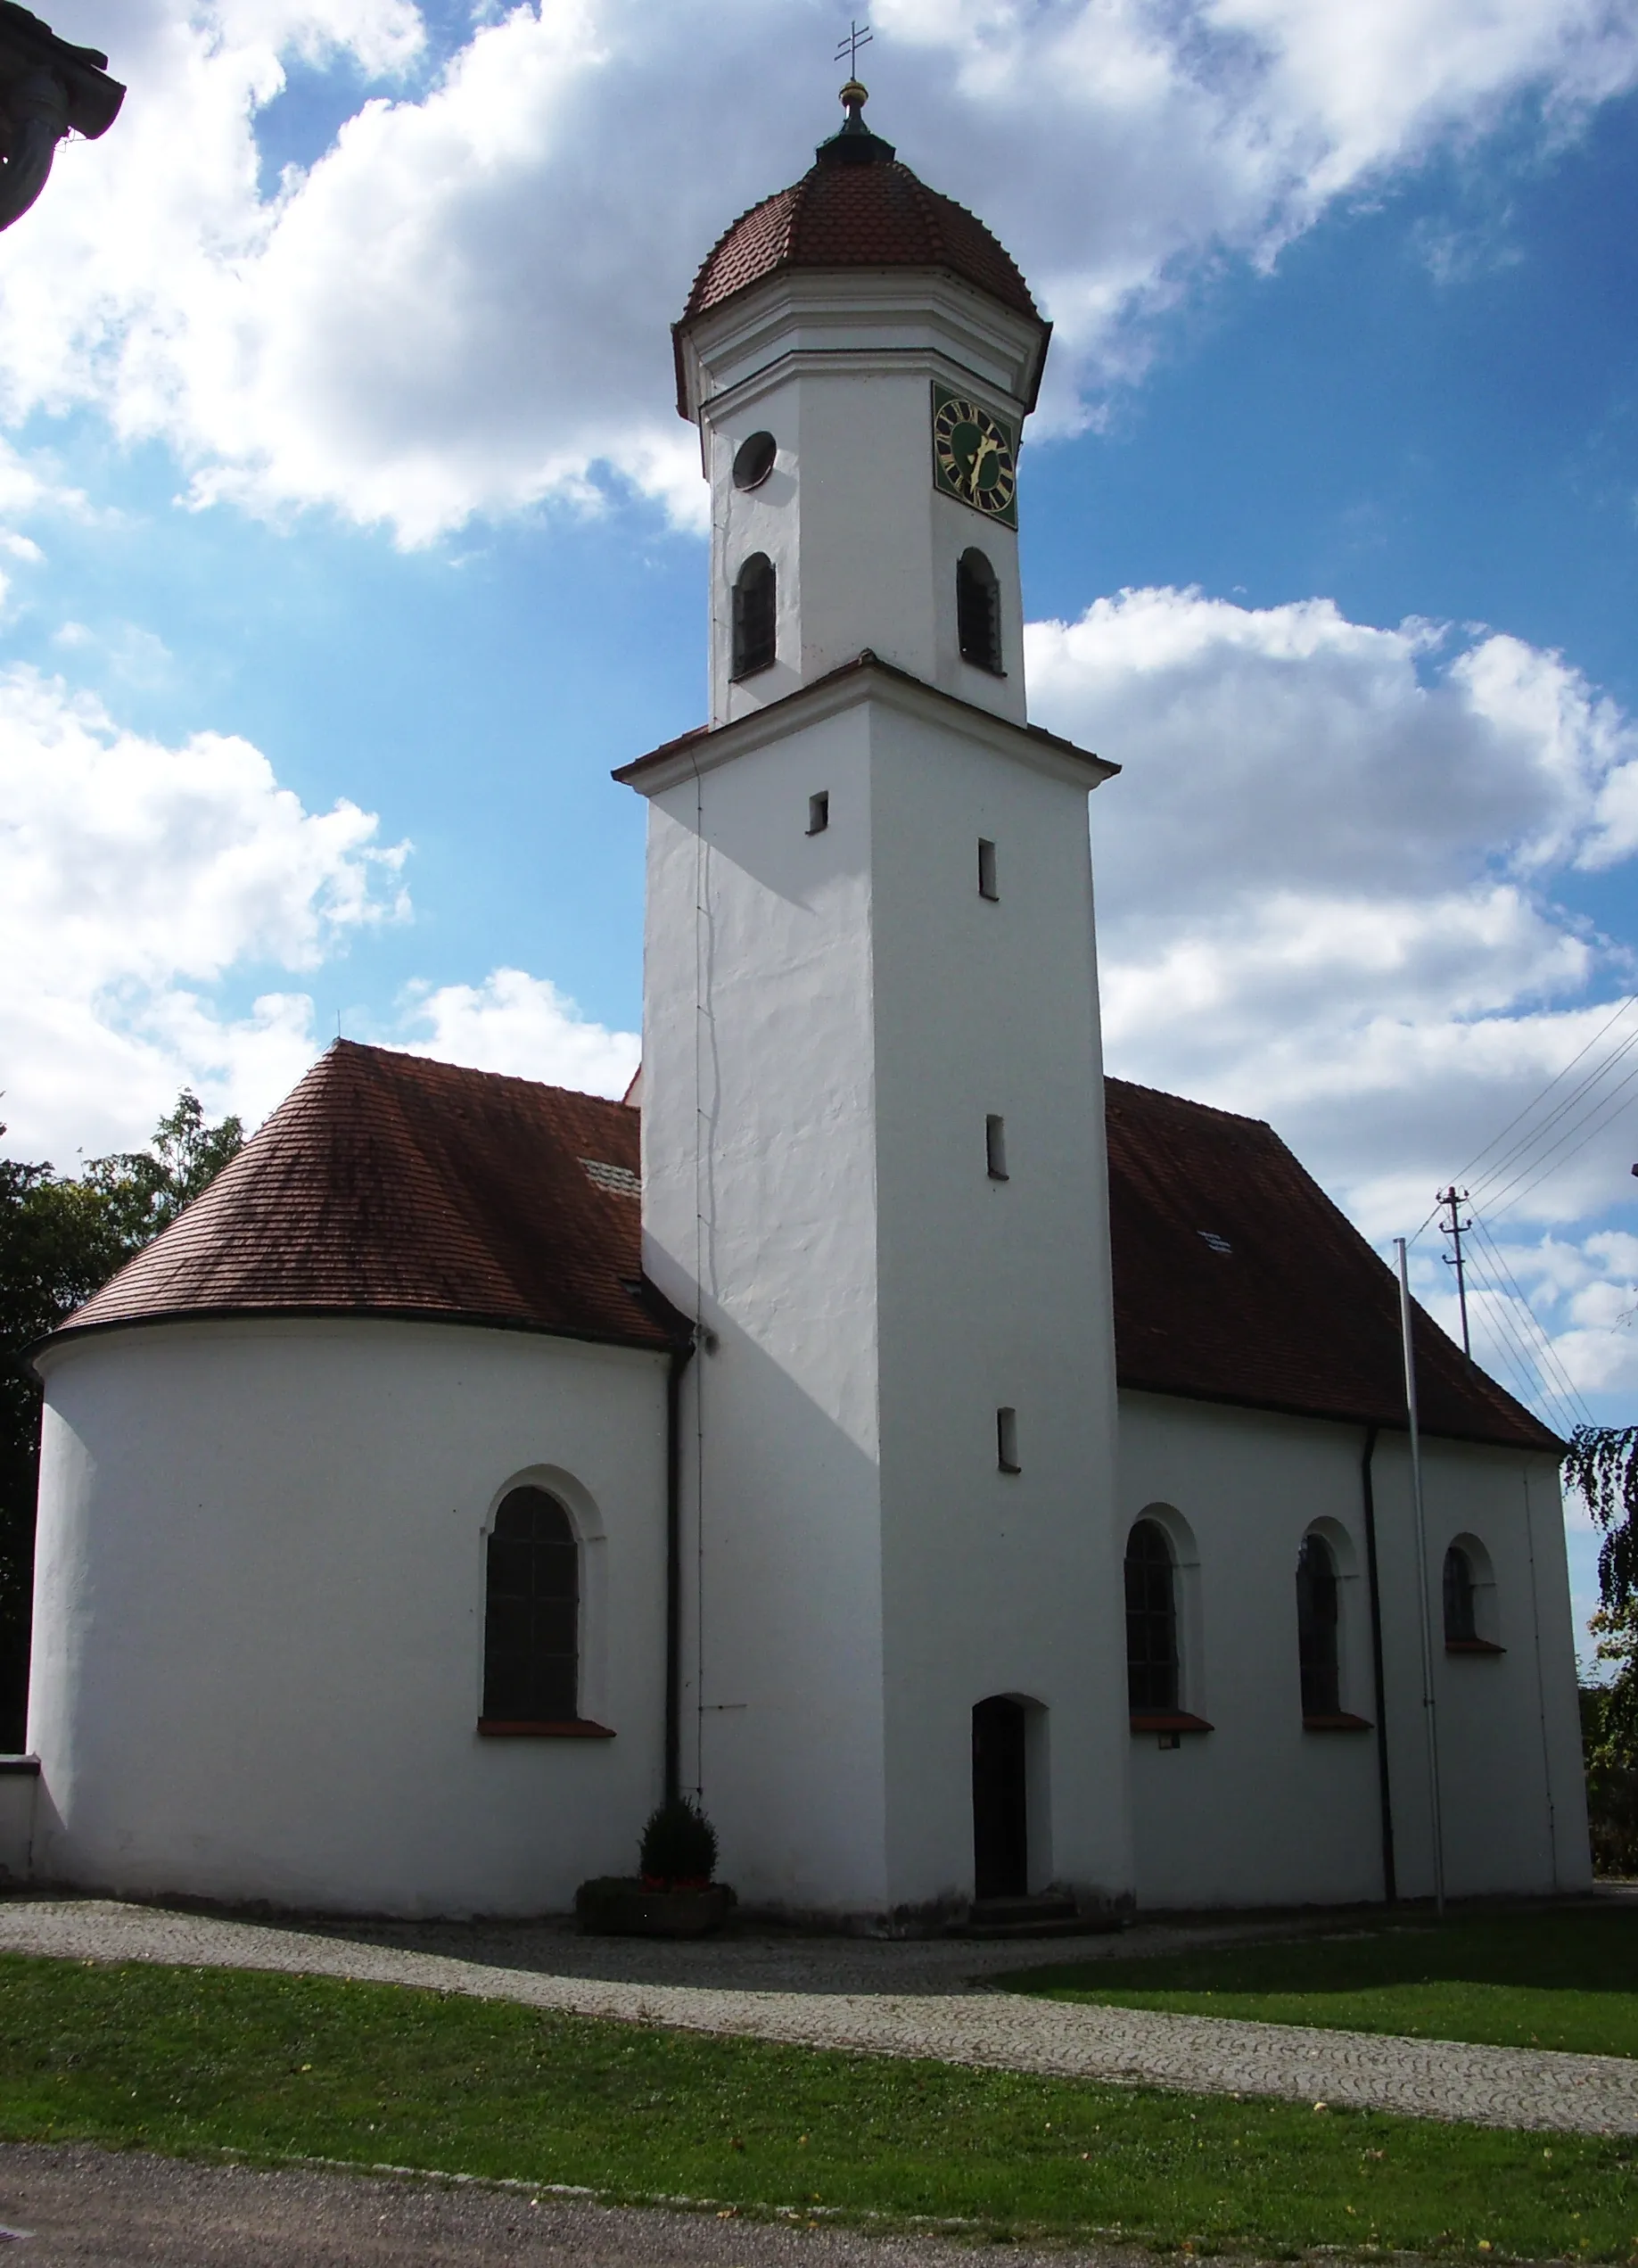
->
[731,552,777,679]
[1295,1530,1340,1719]
[1124,1518,1178,1712]
[956,548,1002,674]
[482,1486,579,1725]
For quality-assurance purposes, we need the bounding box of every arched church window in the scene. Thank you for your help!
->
[1124,1519,1177,1712]
[956,548,1002,674]
[1296,1530,1340,1719]
[1443,1544,1477,1644]
[731,553,777,680]
[482,1486,578,1723]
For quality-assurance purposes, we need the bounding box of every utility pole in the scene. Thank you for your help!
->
[1438,1183,1472,1357]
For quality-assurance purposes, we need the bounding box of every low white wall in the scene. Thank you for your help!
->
[0,1763,37,1883]
[29,1317,671,1917]
[1118,1392,1590,1909]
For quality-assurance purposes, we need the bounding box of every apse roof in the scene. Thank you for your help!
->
[675,92,1046,414]
[51,1043,1558,1453]
[57,1041,680,1356]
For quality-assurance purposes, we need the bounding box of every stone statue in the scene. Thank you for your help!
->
[0,4,122,232]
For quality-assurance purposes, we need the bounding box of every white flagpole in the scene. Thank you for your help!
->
[1395,1237,1445,1917]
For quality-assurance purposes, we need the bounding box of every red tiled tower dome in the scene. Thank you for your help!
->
[675,85,1046,411]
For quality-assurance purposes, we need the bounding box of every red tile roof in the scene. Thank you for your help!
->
[675,122,1045,416]
[1106,1078,1558,1453]
[53,1045,1559,1453]
[682,161,1040,326]
[59,1043,681,1356]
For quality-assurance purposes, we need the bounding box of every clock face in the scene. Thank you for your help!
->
[932,386,1018,527]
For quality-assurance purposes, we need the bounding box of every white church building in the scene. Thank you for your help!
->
[8,87,1588,1926]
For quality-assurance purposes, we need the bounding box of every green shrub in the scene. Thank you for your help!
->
[638,1796,718,1885]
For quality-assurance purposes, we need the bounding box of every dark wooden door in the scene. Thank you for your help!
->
[972,1695,1029,1900]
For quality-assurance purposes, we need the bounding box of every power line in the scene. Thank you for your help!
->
[1406,995,1638,1255]
[1467,1213,1594,1432]
[1453,990,1638,1192]
[1484,1050,1638,1222]
[1468,1011,1638,1206]
[1460,1240,1584,1436]
[1459,1216,1593,1438]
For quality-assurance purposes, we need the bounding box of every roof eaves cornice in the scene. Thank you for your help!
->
[613,652,1117,796]
[31,1296,689,1371]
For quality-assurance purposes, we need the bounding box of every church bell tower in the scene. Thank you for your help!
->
[619,84,1132,1924]
[675,82,1046,732]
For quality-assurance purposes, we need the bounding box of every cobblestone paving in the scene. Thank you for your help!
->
[1,1896,1634,2137]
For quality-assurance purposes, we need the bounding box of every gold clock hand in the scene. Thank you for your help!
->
[967,433,1000,496]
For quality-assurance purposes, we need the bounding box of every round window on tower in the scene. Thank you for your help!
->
[732,432,778,491]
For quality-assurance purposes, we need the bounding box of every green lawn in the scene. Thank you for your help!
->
[0,1953,1633,2257]
[1001,1909,1638,2058]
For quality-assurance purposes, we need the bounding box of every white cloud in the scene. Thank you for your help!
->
[0,656,646,1160]
[0,662,406,1161]
[1026,588,1638,1249]
[397,967,639,1097]
[1,0,1633,538]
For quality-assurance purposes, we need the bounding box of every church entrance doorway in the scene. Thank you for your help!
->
[972,1695,1030,1899]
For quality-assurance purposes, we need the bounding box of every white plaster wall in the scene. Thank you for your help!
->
[868,701,1131,1912]
[691,275,1034,729]
[639,705,893,1913]
[638,676,1128,1919]
[1118,1393,1591,1909]
[29,1318,670,1915]
[1414,1440,1590,1897]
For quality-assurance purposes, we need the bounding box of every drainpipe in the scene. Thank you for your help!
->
[1360,1422,1397,1904]
[664,1335,696,1806]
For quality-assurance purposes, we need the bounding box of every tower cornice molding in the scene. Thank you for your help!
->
[695,342,1033,448]
[613,651,1118,798]
[675,266,1049,429]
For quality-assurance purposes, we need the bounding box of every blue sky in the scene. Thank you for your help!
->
[2,0,1637,1648]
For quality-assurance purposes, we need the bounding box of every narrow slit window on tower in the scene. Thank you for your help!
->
[731,552,777,680]
[957,548,1003,675]
[996,1406,1020,1473]
[807,791,829,835]
[977,837,999,900]
[985,1114,1008,1181]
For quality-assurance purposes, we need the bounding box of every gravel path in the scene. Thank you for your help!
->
[1,1896,1633,2137]
[0,2139,1181,2268]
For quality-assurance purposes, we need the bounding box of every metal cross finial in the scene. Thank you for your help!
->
[835,19,872,75]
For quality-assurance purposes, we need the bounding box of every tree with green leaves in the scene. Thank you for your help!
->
[1564,1423,1638,1875]
[0,1092,244,1747]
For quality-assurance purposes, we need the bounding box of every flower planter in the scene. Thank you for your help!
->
[574,1875,735,1938]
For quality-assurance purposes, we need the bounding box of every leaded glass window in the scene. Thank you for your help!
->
[482,1487,578,1722]
[1296,1531,1339,1717]
[1444,1545,1477,1644]
[1124,1519,1178,1712]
